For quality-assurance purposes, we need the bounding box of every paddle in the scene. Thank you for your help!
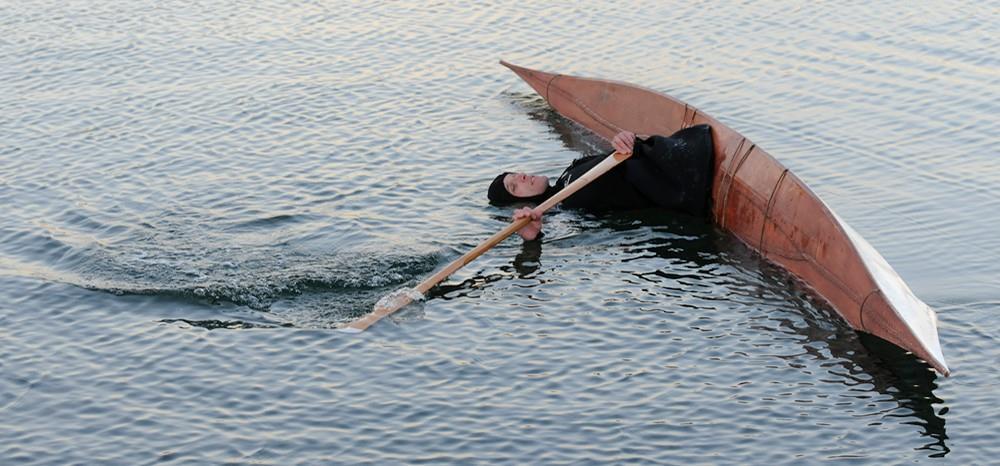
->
[340,150,633,333]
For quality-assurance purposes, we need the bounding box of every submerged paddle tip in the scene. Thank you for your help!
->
[338,325,364,334]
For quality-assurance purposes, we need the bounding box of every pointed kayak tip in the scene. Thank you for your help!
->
[499,60,559,101]
[499,59,532,78]
[499,59,526,76]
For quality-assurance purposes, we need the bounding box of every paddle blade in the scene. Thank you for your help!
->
[340,287,424,333]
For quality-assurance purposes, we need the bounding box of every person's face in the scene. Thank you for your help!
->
[504,172,548,198]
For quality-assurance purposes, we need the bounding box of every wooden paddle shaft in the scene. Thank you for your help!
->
[343,150,632,332]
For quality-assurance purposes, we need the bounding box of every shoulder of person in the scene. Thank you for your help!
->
[567,153,603,167]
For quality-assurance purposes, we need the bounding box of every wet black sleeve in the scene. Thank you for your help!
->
[557,155,654,211]
[625,124,714,216]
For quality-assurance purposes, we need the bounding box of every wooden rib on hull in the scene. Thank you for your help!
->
[501,60,949,376]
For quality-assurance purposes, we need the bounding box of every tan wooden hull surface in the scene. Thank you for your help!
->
[501,61,948,376]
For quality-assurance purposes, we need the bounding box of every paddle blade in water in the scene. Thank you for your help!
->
[340,287,425,333]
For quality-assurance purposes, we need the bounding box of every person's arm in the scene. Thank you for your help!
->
[512,207,543,241]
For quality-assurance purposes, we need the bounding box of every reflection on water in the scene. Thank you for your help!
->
[514,91,613,158]
[857,333,948,457]
[512,238,543,276]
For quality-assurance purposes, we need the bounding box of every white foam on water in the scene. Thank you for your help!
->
[374,287,425,311]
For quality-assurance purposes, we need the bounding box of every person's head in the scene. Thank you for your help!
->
[487,171,552,205]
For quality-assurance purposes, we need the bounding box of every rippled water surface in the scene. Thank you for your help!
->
[2,1,998,464]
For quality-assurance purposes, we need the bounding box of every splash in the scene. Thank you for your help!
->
[373,287,425,312]
[339,287,426,333]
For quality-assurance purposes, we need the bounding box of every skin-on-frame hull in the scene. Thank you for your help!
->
[501,60,948,376]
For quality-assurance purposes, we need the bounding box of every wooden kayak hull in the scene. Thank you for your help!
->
[501,60,949,376]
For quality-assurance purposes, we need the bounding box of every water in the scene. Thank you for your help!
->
[1,1,997,464]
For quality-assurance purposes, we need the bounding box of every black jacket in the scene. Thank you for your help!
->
[555,124,714,216]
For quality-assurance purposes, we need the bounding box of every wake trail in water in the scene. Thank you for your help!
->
[2,237,441,327]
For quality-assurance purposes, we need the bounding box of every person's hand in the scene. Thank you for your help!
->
[512,207,543,241]
[611,130,636,155]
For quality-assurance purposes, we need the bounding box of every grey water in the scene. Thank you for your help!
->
[1,1,997,464]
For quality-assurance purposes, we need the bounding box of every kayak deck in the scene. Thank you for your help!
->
[501,60,948,376]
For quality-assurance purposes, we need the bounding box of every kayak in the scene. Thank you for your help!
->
[501,60,949,376]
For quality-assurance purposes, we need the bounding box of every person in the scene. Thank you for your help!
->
[487,125,714,241]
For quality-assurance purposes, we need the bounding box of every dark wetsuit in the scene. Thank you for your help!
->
[556,124,714,216]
